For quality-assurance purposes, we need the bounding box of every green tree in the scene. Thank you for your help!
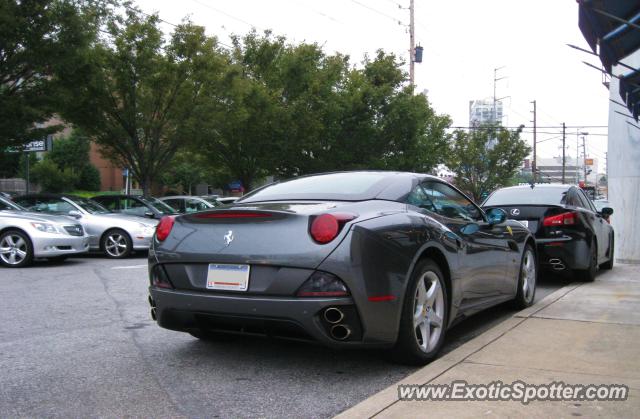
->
[47,130,101,190]
[30,159,76,192]
[59,7,226,194]
[0,0,107,150]
[447,124,531,202]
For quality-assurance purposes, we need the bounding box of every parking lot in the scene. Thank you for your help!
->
[0,254,564,418]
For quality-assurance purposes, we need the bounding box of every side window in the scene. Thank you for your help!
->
[577,190,596,212]
[41,198,75,214]
[99,197,118,211]
[163,199,182,212]
[406,184,437,212]
[423,182,484,222]
[122,198,147,216]
[186,199,208,213]
[15,197,36,210]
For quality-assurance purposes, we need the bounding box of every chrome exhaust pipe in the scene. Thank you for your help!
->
[151,307,157,321]
[330,324,352,341]
[549,258,561,264]
[553,264,566,271]
[323,307,344,324]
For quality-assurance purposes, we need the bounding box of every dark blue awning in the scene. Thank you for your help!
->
[578,0,640,119]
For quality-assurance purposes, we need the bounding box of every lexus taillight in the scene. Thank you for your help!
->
[543,211,576,226]
[156,216,175,241]
[309,213,357,244]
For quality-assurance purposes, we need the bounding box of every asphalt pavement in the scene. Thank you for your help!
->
[0,254,563,418]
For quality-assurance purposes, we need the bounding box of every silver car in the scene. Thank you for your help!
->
[14,194,158,258]
[0,197,90,267]
[159,195,216,214]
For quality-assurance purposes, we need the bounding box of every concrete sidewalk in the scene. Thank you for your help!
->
[337,264,640,418]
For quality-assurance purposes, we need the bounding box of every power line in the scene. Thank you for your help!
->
[188,0,261,30]
[348,0,403,25]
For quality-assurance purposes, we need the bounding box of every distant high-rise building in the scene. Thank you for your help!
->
[469,99,503,126]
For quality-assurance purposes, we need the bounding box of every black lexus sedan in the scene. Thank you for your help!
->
[148,171,537,365]
[482,184,614,281]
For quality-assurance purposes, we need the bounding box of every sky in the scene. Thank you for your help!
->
[134,0,610,169]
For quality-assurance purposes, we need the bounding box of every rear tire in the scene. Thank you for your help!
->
[512,244,537,309]
[600,235,614,270]
[389,259,448,365]
[0,229,33,268]
[577,239,597,282]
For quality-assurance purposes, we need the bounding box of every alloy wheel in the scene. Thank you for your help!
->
[105,233,128,257]
[521,249,536,303]
[413,271,445,353]
[0,234,28,266]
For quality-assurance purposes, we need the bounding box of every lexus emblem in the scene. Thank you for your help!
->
[510,209,520,216]
[224,230,234,246]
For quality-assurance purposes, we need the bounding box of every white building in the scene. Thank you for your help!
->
[469,98,503,126]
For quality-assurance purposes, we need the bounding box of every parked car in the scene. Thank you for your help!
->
[14,194,158,258]
[200,195,239,206]
[0,196,89,267]
[91,194,178,220]
[482,184,614,281]
[148,171,536,365]
[159,195,216,214]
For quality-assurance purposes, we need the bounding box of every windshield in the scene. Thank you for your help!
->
[202,198,221,207]
[240,172,391,203]
[139,197,178,214]
[484,187,569,206]
[74,198,111,214]
[0,197,25,211]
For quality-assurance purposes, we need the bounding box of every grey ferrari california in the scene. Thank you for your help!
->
[148,172,537,364]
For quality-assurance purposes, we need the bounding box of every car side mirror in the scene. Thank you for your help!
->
[68,210,82,219]
[600,207,614,217]
[144,211,155,218]
[486,208,507,226]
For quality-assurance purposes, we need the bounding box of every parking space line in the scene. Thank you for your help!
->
[111,264,147,270]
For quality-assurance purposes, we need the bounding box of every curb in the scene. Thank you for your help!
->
[334,281,583,419]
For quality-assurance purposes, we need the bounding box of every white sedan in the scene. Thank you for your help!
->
[0,197,90,267]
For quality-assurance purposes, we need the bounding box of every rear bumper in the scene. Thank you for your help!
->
[149,287,376,348]
[537,237,590,271]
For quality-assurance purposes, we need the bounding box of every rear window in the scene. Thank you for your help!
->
[240,172,391,202]
[484,187,568,206]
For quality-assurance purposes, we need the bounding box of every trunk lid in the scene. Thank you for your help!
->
[483,204,569,238]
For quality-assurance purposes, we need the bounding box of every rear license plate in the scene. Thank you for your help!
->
[206,264,250,291]
[518,220,529,228]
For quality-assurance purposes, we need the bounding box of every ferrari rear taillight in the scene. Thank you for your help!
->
[296,271,350,297]
[156,216,175,241]
[309,213,357,244]
[543,211,576,226]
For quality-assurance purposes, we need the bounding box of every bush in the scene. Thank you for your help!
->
[30,160,76,193]
[77,164,101,191]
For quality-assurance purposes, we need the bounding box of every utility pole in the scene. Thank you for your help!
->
[409,0,415,85]
[493,67,506,124]
[562,122,566,184]
[531,100,537,183]
[582,133,588,185]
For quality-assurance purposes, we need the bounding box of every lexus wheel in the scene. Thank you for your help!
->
[391,259,448,365]
[0,230,33,268]
[102,229,132,258]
